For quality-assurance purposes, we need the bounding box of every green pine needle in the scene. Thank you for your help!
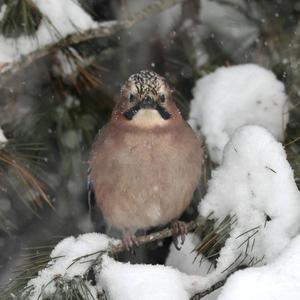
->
[0,0,42,38]
[0,246,53,300]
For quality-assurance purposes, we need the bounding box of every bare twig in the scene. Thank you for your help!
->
[110,217,206,255]
[0,0,186,86]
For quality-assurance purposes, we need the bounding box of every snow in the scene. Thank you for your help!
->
[23,232,205,300]
[51,48,94,85]
[52,49,82,77]
[25,233,114,300]
[166,233,221,300]
[98,255,199,300]
[22,123,300,300]
[218,235,300,300]
[199,125,300,277]
[0,0,180,65]
[0,128,7,146]
[34,0,97,33]
[189,64,288,163]
[0,4,6,20]
[0,0,116,64]
[166,233,213,276]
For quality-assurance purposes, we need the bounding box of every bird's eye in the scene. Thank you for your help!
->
[129,94,135,103]
[160,94,166,103]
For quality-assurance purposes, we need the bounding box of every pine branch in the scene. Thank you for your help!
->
[190,265,248,300]
[0,0,186,86]
[68,218,207,269]
[1,217,206,299]
[2,216,251,299]
[190,275,228,300]
[0,0,42,38]
[0,143,54,234]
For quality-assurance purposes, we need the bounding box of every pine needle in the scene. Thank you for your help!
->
[0,246,54,299]
[195,215,237,257]
[0,0,42,38]
[0,149,54,210]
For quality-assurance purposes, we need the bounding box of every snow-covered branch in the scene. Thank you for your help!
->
[0,0,186,86]
[12,219,209,300]
[190,276,228,300]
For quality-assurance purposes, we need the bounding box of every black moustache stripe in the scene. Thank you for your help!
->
[123,103,141,120]
[123,103,171,120]
[156,104,172,120]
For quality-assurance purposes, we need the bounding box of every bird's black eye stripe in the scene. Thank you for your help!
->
[160,94,165,103]
[129,94,135,103]
[123,103,141,120]
[156,104,171,120]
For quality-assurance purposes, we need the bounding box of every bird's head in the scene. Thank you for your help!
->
[112,70,182,128]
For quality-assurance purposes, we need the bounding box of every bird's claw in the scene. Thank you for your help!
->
[122,231,139,253]
[171,221,187,250]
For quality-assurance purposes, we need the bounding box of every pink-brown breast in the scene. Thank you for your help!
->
[89,121,203,232]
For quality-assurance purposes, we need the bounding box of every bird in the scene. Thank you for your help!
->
[88,70,203,250]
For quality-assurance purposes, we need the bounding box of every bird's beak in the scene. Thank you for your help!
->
[140,96,156,109]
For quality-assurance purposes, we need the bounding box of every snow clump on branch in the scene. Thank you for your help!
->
[199,125,300,280]
[189,64,288,163]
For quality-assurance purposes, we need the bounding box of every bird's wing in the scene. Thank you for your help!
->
[87,166,96,214]
[87,161,108,233]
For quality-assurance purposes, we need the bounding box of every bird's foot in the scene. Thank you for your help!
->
[171,220,187,251]
[122,230,139,252]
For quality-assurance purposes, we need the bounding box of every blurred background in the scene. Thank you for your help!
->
[0,0,300,294]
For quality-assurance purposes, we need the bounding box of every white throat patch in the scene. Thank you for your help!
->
[130,109,168,128]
